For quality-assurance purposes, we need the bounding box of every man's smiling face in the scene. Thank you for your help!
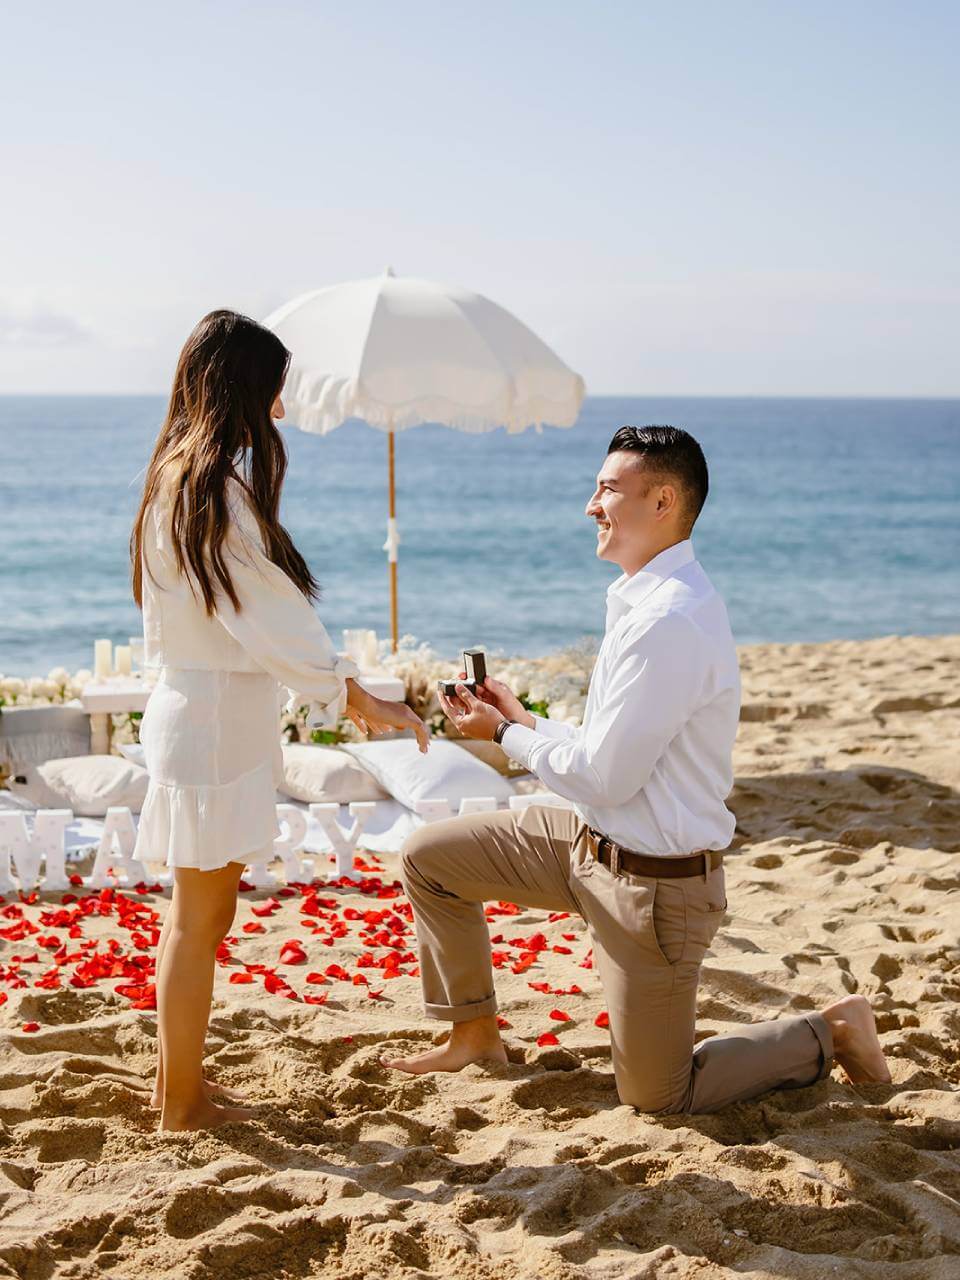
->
[585,450,676,571]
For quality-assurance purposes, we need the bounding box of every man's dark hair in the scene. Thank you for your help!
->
[606,425,709,529]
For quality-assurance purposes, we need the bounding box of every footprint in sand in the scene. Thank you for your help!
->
[21,1117,107,1163]
[163,1182,299,1240]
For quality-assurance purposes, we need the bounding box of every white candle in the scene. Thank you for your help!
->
[94,639,112,679]
[115,645,132,675]
[362,630,379,669]
[342,629,363,663]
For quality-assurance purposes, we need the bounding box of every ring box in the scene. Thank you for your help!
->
[438,647,487,699]
[438,678,476,697]
[463,648,487,685]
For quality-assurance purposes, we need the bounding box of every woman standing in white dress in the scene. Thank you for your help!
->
[130,310,429,1132]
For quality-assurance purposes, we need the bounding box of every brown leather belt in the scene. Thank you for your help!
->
[586,827,723,879]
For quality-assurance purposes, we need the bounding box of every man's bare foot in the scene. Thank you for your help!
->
[158,1096,257,1132]
[381,1016,508,1076]
[150,1076,245,1109]
[822,994,892,1084]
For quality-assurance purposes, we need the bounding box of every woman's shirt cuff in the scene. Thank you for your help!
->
[283,654,360,730]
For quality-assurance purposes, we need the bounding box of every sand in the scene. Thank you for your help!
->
[0,633,957,1280]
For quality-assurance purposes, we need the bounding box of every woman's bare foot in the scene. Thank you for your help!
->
[159,1096,257,1132]
[150,1076,245,1109]
[381,1016,508,1075]
[822,994,892,1084]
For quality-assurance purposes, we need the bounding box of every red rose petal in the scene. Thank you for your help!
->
[536,1032,559,1047]
[229,972,254,984]
[549,1009,570,1022]
[250,898,282,918]
[595,1011,610,1028]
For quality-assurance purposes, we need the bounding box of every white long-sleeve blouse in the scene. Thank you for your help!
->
[141,474,358,729]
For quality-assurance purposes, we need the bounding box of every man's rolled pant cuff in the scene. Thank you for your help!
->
[423,994,499,1022]
[803,1011,834,1082]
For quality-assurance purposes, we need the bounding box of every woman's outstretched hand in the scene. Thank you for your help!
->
[345,685,430,753]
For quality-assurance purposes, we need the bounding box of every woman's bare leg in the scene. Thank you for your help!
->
[150,889,245,1108]
[150,905,173,1106]
[157,861,255,1132]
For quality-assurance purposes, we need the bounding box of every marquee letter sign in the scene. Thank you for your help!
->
[0,796,567,891]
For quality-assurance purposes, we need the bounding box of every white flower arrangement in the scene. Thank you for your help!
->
[0,668,93,709]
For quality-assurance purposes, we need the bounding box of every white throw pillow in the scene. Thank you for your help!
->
[8,755,150,817]
[279,744,388,804]
[342,738,514,811]
[453,738,529,777]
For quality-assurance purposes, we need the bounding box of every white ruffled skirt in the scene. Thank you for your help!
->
[134,668,282,872]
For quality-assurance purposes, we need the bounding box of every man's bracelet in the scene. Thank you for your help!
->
[493,717,515,746]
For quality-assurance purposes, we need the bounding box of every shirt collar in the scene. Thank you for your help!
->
[605,539,695,630]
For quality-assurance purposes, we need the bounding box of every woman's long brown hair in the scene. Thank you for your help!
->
[130,309,319,613]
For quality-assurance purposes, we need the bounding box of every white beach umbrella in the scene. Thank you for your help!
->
[264,270,585,651]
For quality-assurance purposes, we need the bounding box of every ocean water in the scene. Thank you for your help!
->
[1,395,957,676]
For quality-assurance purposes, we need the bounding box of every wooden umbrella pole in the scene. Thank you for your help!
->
[388,430,398,652]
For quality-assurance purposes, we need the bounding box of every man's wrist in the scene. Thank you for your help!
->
[493,716,514,745]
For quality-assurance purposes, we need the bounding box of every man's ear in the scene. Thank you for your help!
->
[656,483,678,517]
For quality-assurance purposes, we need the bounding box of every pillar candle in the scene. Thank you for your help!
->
[362,630,379,668]
[342,629,363,663]
[114,645,132,675]
[94,639,112,679]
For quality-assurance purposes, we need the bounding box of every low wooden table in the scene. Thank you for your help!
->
[80,667,407,755]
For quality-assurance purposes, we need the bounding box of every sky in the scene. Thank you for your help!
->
[1,1,957,397]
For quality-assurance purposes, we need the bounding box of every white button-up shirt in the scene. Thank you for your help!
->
[500,539,740,856]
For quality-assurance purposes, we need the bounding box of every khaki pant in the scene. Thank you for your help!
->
[400,803,833,1114]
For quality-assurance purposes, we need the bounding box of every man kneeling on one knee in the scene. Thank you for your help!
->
[382,425,891,1113]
